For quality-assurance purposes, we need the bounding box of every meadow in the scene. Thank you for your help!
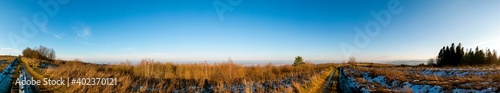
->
[20,57,339,92]
[0,55,16,71]
[342,65,500,92]
[13,55,500,93]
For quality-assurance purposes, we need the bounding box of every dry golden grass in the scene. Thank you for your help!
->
[127,59,324,82]
[296,67,335,93]
[292,81,303,93]
[347,65,500,91]
[356,78,367,84]
[351,67,408,82]
[20,57,60,92]
[492,74,500,82]
[21,57,125,92]
[355,62,395,67]
[0,55,17,71]
[21,57,337,92]
[0,55,17,61]
[0,63,8,71]
[293,67,335,93]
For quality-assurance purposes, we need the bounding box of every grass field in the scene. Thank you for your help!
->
[20,57,339,92]
[14,56,500,92]
[0,55,16,71]
[343,65,500,92]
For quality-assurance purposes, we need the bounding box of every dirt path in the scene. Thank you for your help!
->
[0,58,19,92]
[18,58,41,93]
[322,68,338,93]
[0,57,41,93]
[10,64,21,93]
[321,67,339,93]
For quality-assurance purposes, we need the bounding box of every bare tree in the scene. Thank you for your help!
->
[348,56,357,66]
[427,58,435,66]
[22,45,56,60]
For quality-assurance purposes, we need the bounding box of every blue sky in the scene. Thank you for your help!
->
[1,0,500,63]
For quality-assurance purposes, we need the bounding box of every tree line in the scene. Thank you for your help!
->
[436,43,500,66]
[22,45,56,60]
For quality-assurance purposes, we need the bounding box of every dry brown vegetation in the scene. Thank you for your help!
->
[20,57,338,92]
[294,67,335,93]
[0,55,16,71]
[344,64,500,92]
[0,55,17,61]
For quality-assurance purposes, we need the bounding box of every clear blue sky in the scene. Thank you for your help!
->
[1,0,500,63]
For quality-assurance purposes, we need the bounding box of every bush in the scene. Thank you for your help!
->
[22,45,56,60]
